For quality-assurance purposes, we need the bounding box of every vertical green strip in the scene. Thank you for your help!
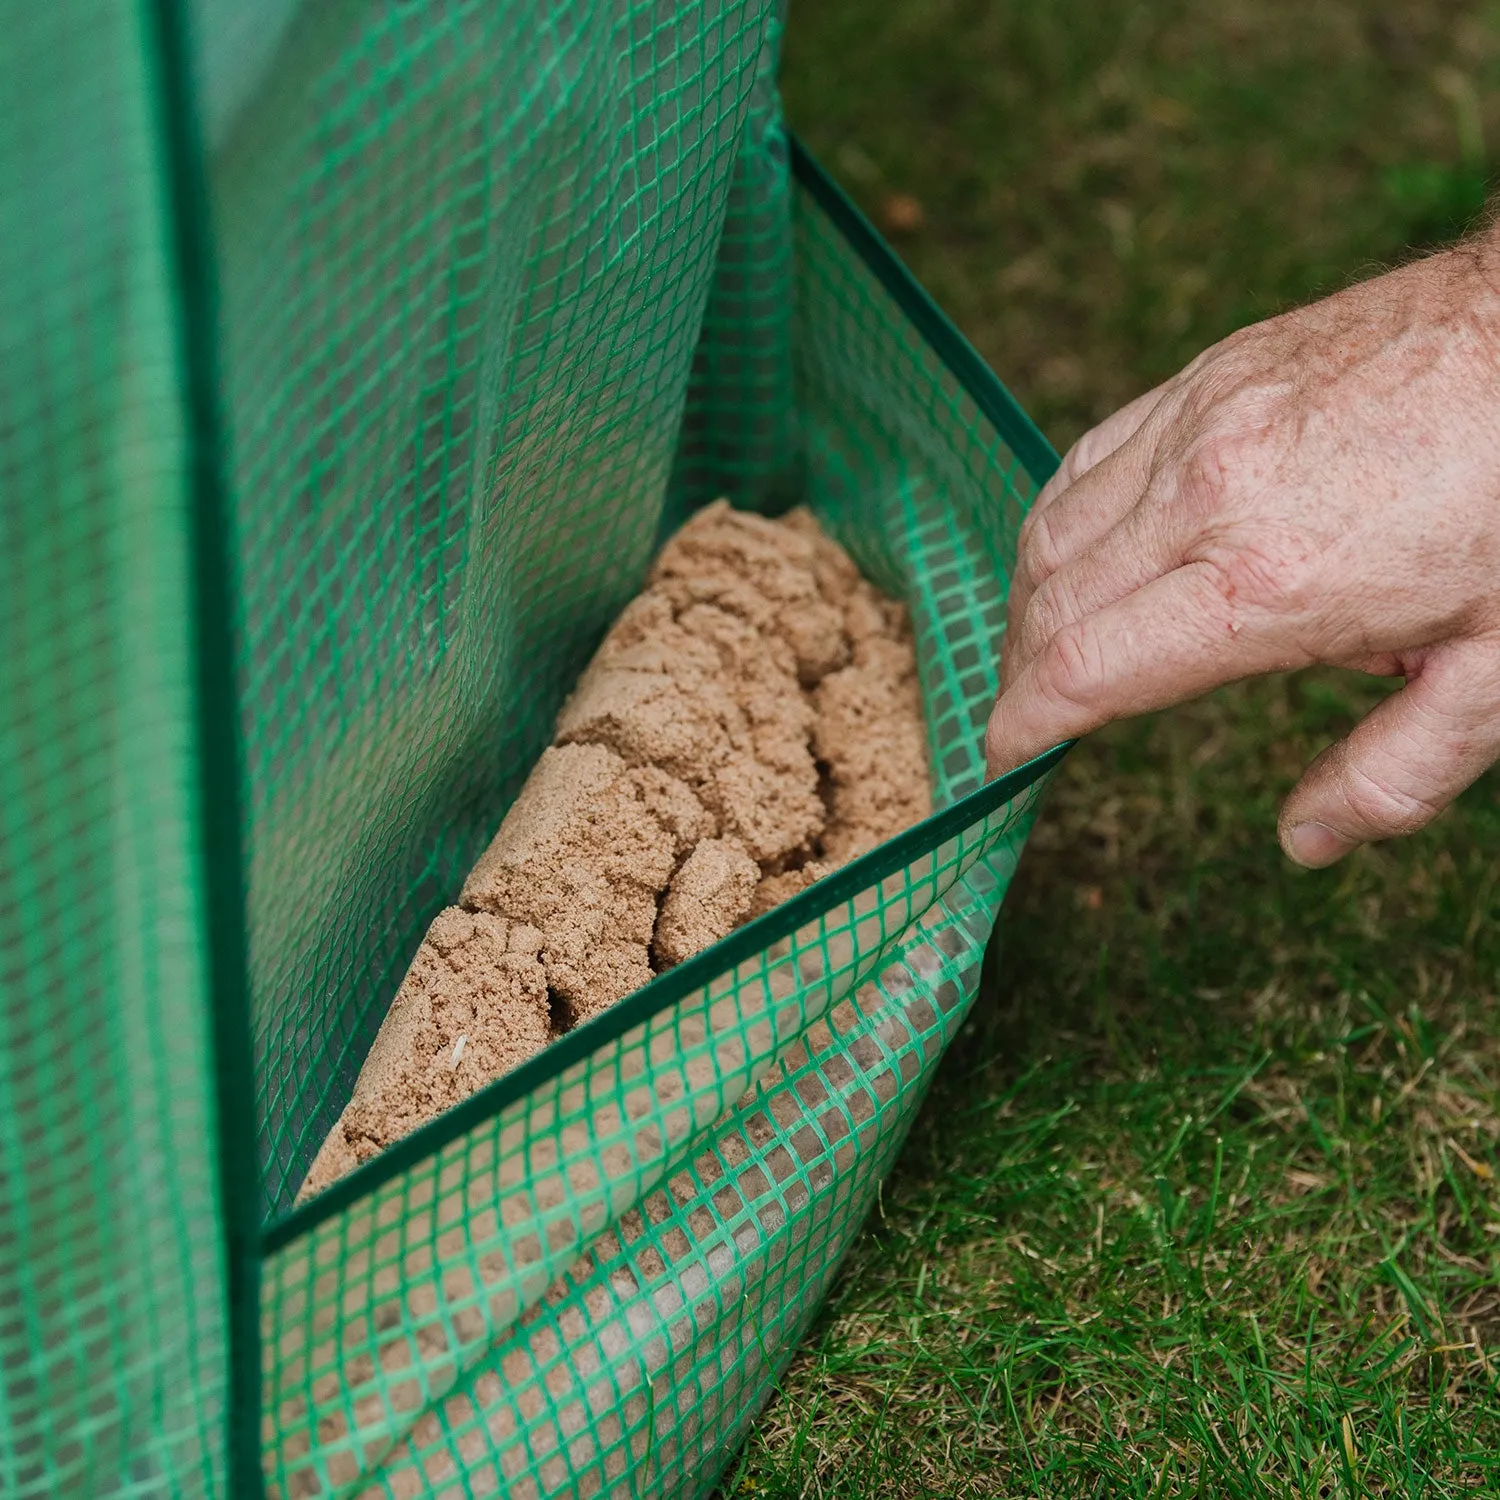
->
[142,2,264,1495]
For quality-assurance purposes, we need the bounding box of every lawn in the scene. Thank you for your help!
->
[721,3,1500,1495]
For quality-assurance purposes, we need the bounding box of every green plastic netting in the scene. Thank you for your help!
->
[1,2,1063,1496]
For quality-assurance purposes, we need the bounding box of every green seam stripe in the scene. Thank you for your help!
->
[788,135,1061,485]
[261,740,1066,1253]
[144,1,265,1493]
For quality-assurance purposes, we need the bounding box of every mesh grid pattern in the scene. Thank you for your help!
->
[4,3,1060,1495]
[257,161,1052,1496]
[1,5,228,1496]
[267,838,1035,1500]
[262,802,1042,1500]
[207,0,779,1211]
[664,24,797,528]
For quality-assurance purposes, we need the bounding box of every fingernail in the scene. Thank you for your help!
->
[1285,821,1357,868]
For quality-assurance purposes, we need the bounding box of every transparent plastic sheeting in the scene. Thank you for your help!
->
[0,2,1058,1496]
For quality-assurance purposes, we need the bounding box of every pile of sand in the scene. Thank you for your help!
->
[298,502,931,1201]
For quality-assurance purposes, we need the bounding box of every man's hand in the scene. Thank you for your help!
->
[988,228,1500,866]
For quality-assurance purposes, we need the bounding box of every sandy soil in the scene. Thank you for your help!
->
[298,502,930,1201]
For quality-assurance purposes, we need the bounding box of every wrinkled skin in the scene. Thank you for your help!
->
[988,224,1500,868]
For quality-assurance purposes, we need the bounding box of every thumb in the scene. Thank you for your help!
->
[1279,641,1500,868]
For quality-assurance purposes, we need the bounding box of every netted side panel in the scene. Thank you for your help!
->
[260,804,1016,1499]
[260,166,1055,1496]
[0,5,228,1497]
[789,153,1046,820]
[313,839,1037,1500]
[793,190,1042,808]
[198,0,782,1211]
[663,10,798,530]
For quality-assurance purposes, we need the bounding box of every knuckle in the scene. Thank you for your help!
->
[1064,428,1107,479]
[1184,324,1263,387]
[1010,552,1039,604]
[1199,532,1316,614]
[1020,577,1066,653]
[1342,761,1443,834]
[983,711,1009,763]
[1014,509,1040,568]
[1016,508,1065,590]
[1213,322,1262,360]
[1037,621,1104,711]
[1175,433,1239,513]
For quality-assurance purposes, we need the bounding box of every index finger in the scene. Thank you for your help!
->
[987,560,1306,776]
[1009,382,1172,635]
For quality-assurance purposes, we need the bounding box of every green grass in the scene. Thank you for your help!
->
[721,4,1500,1494]
[781,0,1499,449]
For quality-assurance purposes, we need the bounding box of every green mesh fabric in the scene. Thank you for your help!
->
[4,3,1061,1497]
[205,0,788,1214]
[0,5,229,1497]
[256,139,1057,1495]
